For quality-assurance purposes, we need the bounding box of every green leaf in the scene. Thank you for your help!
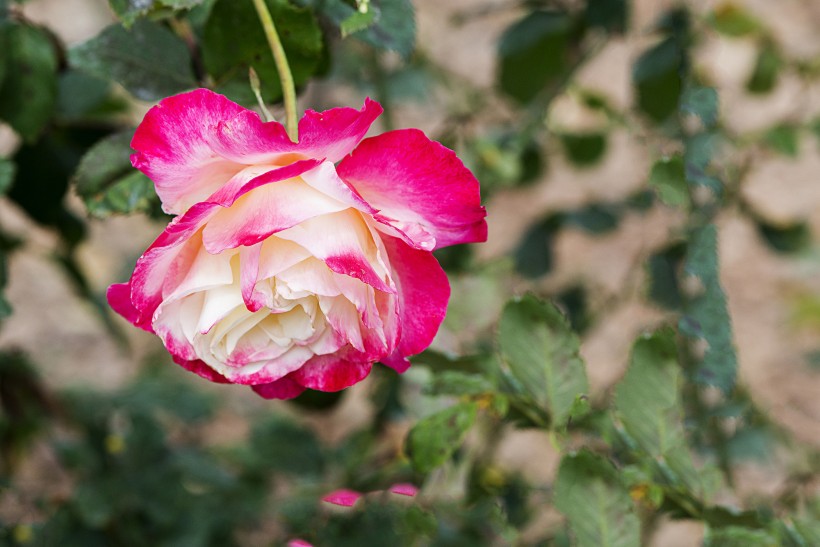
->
[68,20,196,101]
[756,220,811,254]
[56,71,117,121]
[680,86,719,127]
[202,0,323,105]
[708,4,762,37]
[584,0,627,34]
[426,371,496,397]
[301,0,416,59]
[73,131,161,218]
[0,22,58,142]
[514,215,561,278]
[340,9,376,37]
[406,402,478,474]
[685,132,723,195]
[616,329,702,492]
[109,0,205,26]
[764,124,799,157]
[554,451,640,547]
[0,157,14,195]
[249,416,324,476]
[497,295,589,427]
[564,204,619,234]
[649,155,690,207]
[646,242,686,310]
[633,37,683,123]
[498,11,572,103]
[746,41,781,94]
[703,526,778,547]
[679,224,738,392]
[558,132,607,166]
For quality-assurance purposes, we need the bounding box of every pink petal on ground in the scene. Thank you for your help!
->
[379,236,450,373]
[388,483,419,497]
[322,489,364,507]
[337,128,487,251]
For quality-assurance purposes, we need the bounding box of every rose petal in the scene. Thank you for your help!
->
[288,540,314,547]
[322,489,363,507]
[388,483,419,497]
[337,129,487,250]
[379,236,450,373]
[252,376,306,399]
[289,354,373,392]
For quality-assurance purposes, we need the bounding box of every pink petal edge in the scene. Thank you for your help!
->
[322,489,363,507]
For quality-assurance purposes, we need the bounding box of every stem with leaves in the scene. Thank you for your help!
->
[251,0,298,142]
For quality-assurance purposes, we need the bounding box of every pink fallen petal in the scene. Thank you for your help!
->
[322,489,364,507]
[388,483,419,497]
[288,540,314,547]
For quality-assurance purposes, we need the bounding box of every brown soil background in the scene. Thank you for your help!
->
[1,0,819,545]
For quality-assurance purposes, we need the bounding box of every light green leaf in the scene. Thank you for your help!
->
[73,131,161,218]
[649,155,690,207]
[616,329,702,494]
[340,9,376,37]
[679,224,738,392]
[708,4,763,37]
[764,124,799,157]
[68,20,196,101]
[703,526,778,547]
[498,295,589,427]
[203,0,323,105]
[746,41,781,94]
[554,451,641,547]
[406,401,478,473]
[0,22,58,142]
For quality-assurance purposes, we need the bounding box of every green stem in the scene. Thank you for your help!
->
[251,0,298,142]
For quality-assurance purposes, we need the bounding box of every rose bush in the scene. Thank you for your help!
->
[108,89,487,399]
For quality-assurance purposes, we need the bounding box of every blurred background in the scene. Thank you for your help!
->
[0,0,819,545]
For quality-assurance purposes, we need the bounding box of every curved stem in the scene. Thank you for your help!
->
[251,0,298,142]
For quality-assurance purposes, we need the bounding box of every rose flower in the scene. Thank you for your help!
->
[108,89,486,399]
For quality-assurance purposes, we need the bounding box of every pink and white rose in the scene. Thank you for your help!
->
[108,89,487,399]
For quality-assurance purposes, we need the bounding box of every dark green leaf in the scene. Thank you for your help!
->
[56,71,125,122]
[0,157,14,195]
[514,215,561,278]
[498,11,572,103]
[649,155,690,207]
[564,204,619,234]
[633,37,684,123]
[68,20,196,101]
[554,451,640,547]
[679,224,738,392]
[300,0,416,58]
[584,0,627,34]
[764,124,799,157]
[708,4,762,37]
[406,402,478,473]
[756,220,811,254]
[680,86,719,127]
[646,242,686,310]
[558,132,607,166]
[249,416,324,476]
[73,131,161,218]
[203,0,323,105]
[555,285,590,334]
[746,41,781,94]
[616,329,703,493]
[497,295,589,427]
[0,22,58,142]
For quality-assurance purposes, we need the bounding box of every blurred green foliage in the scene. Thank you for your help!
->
[0,0,819,545]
